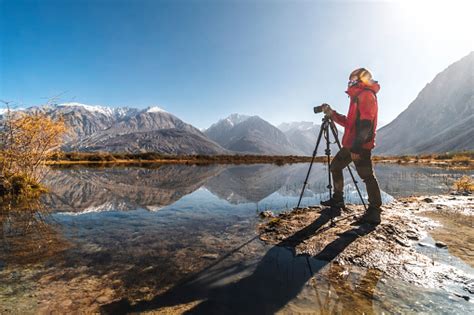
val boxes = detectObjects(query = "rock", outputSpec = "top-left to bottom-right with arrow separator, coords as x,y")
201,253 -> 218,260
453,292 -> 470,301
435,241 -> 448,248
96,295 -> 112,304
436,205 -> 443,210
259,210 -> 275,218
139,286 -> 151,293
60,299 -> 73,308
95,288 -> 115,304
406,234 -> 420,241
423,197 -> 433,203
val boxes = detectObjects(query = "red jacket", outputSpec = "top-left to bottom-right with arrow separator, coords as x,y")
332,81 -> 380,151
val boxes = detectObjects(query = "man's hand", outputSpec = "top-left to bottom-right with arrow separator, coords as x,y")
321,103 -> 333,116
351,152 -> 360,161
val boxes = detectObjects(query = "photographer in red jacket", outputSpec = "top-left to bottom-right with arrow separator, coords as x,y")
321,68 -> 382,225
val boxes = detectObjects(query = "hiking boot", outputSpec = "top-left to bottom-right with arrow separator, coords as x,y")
321,197 -> 345,208
357,206 -> 381,225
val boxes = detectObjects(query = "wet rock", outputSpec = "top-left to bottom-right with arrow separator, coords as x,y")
435,241 -> 448,248
201,253 -> 218,260
406,234 -> 420,241
453,292 -> 470,301
259,210 -> 275,218
394,237 -> 410,247
418,242 -> 434,248
464,282 -> 474,294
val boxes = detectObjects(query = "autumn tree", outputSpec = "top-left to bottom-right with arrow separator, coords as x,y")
0,107 -> 66,196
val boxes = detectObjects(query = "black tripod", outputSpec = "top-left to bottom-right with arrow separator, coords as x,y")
296,115 -> 367,211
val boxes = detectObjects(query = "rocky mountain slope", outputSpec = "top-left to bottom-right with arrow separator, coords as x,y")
205,114 -> 303,155
7,103 -> 227,154
375,52 -> 474,155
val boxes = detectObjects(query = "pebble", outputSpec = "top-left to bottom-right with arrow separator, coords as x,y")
423,197 -> 433,203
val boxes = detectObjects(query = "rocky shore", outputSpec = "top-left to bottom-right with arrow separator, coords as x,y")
258,194 -> 474,303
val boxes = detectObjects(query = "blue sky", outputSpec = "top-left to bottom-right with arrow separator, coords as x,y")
1,0 -> 473,129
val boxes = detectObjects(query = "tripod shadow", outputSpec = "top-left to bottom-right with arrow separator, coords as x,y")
100,208 -> 377,314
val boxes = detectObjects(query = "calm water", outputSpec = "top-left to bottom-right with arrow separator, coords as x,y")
0,163 -> 473,314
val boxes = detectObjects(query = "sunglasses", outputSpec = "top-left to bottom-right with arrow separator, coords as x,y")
348,79 -> 359,87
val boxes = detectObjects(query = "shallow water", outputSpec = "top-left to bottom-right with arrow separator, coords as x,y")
0,163 -> 473,313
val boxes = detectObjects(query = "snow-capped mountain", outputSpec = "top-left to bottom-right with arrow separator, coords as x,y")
278,121 -> 343,155
278,121 -> 322,155
204,113 -> 251,146
278,121 -> 316,133
375,51 -> 474,155
11,103 -> 227,154
205,114 -> 303,155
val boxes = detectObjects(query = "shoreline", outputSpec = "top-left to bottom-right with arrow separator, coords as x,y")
44,153 -> 473,169
258,194 -> 474,303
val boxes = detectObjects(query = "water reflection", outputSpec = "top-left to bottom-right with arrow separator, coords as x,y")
118,208 -> 378,314
0,198 -> 69,265
0,163 -> 472,313
41,163 -> 470,214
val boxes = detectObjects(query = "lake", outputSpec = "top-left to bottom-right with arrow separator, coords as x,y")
1,163 -> 473,314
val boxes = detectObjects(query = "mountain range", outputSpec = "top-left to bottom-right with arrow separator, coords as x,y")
204,114 -> 305,155
2,52 -> 472,155
12,103 -> 227,155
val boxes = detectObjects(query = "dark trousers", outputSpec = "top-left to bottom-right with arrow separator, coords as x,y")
330,147 -> 382,208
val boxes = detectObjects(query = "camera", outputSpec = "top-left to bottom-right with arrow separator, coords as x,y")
313,105 -> 324,113
313,103 -> 329,114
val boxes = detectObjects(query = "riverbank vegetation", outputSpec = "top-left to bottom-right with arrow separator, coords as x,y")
47,152 -> 317,166
46,151 -> 474,169
373,151 -> 473,169
0,109 -> 66,199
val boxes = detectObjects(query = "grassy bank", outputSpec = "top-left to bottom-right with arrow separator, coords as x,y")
44,151 -> 474,168
373,151 -> 473,169
46,152 -> 319,166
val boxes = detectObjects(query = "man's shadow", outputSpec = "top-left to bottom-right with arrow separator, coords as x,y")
101,208 -> 377,315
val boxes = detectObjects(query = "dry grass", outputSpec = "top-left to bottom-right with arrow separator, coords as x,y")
46,152 -> 322,166
453,175 -> 474,193
373,151 -> 473,169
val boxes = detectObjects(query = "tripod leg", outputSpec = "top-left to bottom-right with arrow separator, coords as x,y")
296,122 -> 326,209
328,120 -> 367,211
324,126 -> 332,198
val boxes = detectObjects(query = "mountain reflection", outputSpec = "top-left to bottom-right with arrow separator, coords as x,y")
41,164 -> 332,213
41,163 -> 468,214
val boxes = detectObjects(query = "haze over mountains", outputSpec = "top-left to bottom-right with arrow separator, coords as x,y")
375,52 -> 474,155
204,114 -> 304,155
2,52 -> 472,156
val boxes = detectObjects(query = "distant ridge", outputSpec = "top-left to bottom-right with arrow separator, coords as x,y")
205,114 -> 303,155
375,52 -> 474,155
